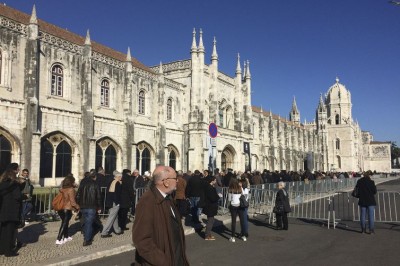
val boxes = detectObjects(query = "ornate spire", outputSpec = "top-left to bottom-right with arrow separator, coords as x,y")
191,28 -> 197,52
243,60 -> 247,78
126,47 -> 131,62
291,96 -> 299,114
318,93 -> 326,112
85,29 -> 91,45
260,105 -> 263,113
211,36 -> 218,61
235,53 -> 241,74
336,76 -> 340,83
198,28 -> 204,52
159,61 -> 163,74
30,4 -> 37,24
246,60 -> 251,78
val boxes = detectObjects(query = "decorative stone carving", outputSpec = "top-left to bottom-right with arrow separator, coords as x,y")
372,146 -> 389,158
0,17 -> 26,34
41,32 -> 82,54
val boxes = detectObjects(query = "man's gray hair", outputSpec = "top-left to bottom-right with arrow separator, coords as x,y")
153,166 -> 173,182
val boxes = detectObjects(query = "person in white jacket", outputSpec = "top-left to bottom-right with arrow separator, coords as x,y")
228,178 -> 247,242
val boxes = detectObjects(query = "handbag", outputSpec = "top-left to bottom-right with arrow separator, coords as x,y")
239,194 -> 249,208
351,186 -> 359,198
52,192 -> 65,211
273,205 -> 284,215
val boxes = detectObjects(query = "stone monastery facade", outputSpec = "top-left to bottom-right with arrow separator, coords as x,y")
0,5 -> 391,185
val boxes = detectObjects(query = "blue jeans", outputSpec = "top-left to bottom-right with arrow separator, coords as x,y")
81,208 -> 96,242
360,206 -> 375,231
190,197 -> 202,222
21,201 -> 33,221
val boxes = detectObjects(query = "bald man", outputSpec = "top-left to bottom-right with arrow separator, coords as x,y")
132,166 -> 189,266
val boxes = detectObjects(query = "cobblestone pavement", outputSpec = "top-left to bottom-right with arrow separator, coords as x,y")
1,176 -> 397,266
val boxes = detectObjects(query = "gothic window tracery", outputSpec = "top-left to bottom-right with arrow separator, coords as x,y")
40,135 -> 72,178
167,98 -> 172,120
138,90 -> 145,114
95,139 -> 117,175
51,64 -> 63,96
100,79 -> 110,107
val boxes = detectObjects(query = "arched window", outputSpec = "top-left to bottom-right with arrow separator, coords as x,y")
219,109 -> 224,127
95,140 -> 117,175
336,156 -> 341,169
100,79 -> 110,107
169,150 -> 176,170
51,65 -> 63,96
55,141 -> 72,177
226,107 -> 234,129
167,98 -> 172,120
40,139 -> 53,178
136,147 -> 151,175
335,114 -> 340,125
0,135 -> 12,175
138,91 -> 145,114
336,138 -> 340,150
0,51 -> 2,84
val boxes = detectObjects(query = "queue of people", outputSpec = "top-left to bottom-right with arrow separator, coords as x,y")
0,163 -> 380,260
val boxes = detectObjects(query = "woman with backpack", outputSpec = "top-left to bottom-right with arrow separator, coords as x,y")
56,174 -> 80,245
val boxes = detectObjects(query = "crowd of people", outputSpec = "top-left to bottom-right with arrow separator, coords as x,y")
0,162 -> 379,260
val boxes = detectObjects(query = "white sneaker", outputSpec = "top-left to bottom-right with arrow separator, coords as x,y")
25,221 -> 30,225
229,237 -> 235,243
55,239 -> 64,245
241,236 -> 247,241
65,237 -> 73,242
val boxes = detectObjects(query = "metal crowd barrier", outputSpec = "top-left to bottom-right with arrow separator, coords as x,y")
331,191 -> 400,228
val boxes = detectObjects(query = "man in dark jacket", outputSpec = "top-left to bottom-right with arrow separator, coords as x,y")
118,169 -> 134,230
185,170 -> 205,224
76,170 -> 102,246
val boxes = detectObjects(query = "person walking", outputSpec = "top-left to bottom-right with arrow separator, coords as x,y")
118,169 -> 134,231
174,172 -> 189,217
76,170 -> 102,246
132,166 -> 189,266
55,174 -> 80,245
239,175 -> 250,239
185,170 -> 204,224
355,171 -> 377,234
227,178 -> 246,242
101,171 -> 123,237
202,175 -> 220,240
274,181 -> 291,230
0,163 -> 25,257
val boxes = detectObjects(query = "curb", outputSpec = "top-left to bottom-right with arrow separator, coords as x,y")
47,216 -> 232,266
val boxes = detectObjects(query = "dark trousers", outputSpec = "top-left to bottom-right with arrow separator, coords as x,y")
57,210 -> 72,240
0,221 -> 18,255
118,207 -> 129,229
276,212 -> 288,229
230,206 -> 245,237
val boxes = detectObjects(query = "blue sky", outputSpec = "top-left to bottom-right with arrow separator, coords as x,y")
6,0 -> 400,145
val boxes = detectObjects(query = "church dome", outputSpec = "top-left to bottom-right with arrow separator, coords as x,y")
326,77 -> 351,104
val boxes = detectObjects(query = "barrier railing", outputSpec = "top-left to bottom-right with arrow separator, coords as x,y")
331,191 -> 400,228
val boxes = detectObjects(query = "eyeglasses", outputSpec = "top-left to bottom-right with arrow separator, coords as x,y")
162,177 -> 178,181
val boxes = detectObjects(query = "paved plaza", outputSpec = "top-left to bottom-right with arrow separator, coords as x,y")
1,177 -> 399,266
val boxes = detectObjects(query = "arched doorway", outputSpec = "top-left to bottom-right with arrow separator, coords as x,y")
221,146 -> 235,171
